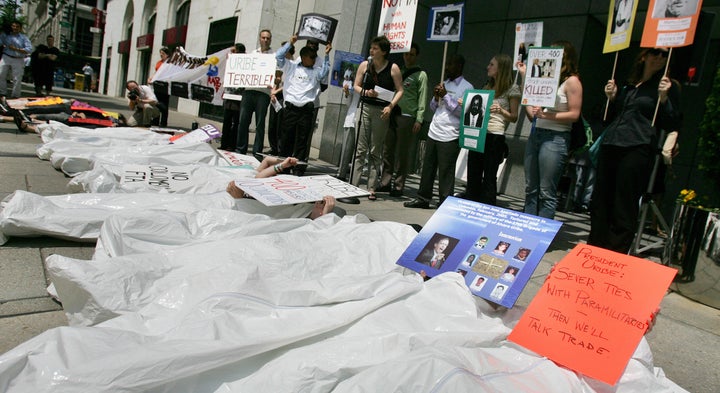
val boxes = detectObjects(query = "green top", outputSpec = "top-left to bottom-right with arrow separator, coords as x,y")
397,67 -> 428,124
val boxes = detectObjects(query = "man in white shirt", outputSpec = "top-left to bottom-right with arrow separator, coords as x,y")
275,35 -> 331,176
405,55 -> 473,209
0,20 -> 32,99
125,80 -> 161,127
237,29 -> 274,156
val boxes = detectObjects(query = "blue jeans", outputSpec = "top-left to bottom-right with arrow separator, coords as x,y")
524,127 -> 569,219
237,90 -> 270,154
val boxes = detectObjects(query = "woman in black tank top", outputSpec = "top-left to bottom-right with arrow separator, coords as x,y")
351,36 -> 404,200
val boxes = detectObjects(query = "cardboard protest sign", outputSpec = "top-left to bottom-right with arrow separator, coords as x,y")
120,165 -> 194,193
396,197 -> 562,308
513,21 -> 543,69
378,0 -> 419,53
151,46 -> 231,106
331,51 -> 365,88
235,175 -> 369,206
520,47 -> 563,108
460,90 -> 494,153
603,0 -> 639,53
297,13 -> 338,45
170,124 -> 221,144
426,3 -> 464,42
223,53 -> 276,89
641,0 -> 703,48
508,244 -> 677,385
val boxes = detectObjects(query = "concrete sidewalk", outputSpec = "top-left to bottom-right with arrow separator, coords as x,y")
0,84 -> 718,392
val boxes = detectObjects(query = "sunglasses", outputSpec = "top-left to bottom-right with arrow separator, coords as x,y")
648,48 -> 669,58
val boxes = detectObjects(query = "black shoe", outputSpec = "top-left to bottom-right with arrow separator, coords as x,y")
404,198 -> 430,209
389,189 -> 403,197
376,183 -> 391,193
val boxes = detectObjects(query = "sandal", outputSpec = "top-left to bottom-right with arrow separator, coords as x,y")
368,193 -> 377,201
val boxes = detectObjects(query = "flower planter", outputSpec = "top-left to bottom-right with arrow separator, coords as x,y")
663,203 -> 720,309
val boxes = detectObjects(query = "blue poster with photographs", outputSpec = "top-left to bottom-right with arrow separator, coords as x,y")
426,3 -> 464,42
396,197 -> 562,308
331,50 -> 365,88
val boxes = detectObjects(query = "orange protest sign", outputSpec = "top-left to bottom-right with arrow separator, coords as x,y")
641,0 -> 703,48
508,244 -> 677,385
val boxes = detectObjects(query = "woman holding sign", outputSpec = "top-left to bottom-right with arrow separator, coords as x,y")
351,36 -> 404,201
522,41 -> 583,219
588,47 -> 681,253
466,54 -> 520,206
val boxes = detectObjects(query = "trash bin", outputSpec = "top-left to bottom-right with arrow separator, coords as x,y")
74,73 -> 84,91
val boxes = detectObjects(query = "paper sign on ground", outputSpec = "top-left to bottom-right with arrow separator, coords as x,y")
603,0 -> 639,53
235,175 -> 369,206
216,150 -> 260,168
396,197 -> 562,308
378,0 -> 418,53
521,47 -> 563,108
508,244 -> 677,385
513,21 -> 543,68
170,124 -> 221,144
120,165 -> 195,193
224,53 -> 276,89
460,89 -> 494,153
641,0 -> 703,48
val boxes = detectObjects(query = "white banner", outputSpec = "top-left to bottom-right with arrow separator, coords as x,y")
224,53 -> 276,89
378,0 -> 418,53
513,21 -> 543,69
235,175 -> 370,206
520,47 -> 563,108
120,165 -> 196,193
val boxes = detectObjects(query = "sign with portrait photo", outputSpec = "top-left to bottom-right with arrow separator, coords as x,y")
603,0 -> 639,53
426,3 -> 464,42
520,47 -> 564,108
331,50 -> 365,88
513,21 -> 543,69
641,0 -> 703,48
460,89 -> 494,153
297,13 -> 338,45
396,197 -> 562,308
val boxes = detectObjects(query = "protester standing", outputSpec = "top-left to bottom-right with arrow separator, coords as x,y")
0,20 -> 33,100
31,35 -> 59,96
220,43 -> 246,151
237,29 -> 274,156
152,46 -> 171,127
377,42 -> 427,197
82,62 -> 94,92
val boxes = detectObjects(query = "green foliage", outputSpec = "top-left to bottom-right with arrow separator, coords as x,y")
697,65 -> 720,190
0,0 -> 24,31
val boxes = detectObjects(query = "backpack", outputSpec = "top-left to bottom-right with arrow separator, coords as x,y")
569,115 -> 594,156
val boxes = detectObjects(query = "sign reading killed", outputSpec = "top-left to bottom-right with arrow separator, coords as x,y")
223,53 -> 276,89
378,0 -> 419,53
641,0 -> 703,48
396,197 -> 562,308
520,47 -> 563,108
508,244 -> 677,385
235,175 -> 369,206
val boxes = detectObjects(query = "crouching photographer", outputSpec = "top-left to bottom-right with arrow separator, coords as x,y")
125,80 -> 161,127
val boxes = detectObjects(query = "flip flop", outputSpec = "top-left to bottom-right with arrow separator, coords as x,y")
368,193 -> 377,201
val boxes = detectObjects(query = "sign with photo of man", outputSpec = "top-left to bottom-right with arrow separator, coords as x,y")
520,47 -> 564,108
426,3 -> 464,42
460,90 -> 493,153
641,0 -> 703,48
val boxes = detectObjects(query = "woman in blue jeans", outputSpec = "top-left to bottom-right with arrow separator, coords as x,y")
521,41 -> 583,219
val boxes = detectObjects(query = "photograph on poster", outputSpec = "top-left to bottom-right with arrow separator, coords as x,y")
463,93 -> 488,128
500,266 -> 520,283
427,4 -> 464,42
472,253 -> 508,279
471,275 -> 488,291
474,236 -> 489,249
415,233 -> 459,270
490,283 -> 507,300
611,0 -> 635,34
514,247 -> 532,261
297,13 -> 338,45
461,254 -> 477,268
652,0 -> 699,19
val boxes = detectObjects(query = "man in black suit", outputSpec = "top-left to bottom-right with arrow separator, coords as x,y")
417,237 -> 450,269
464,94 -> 484,127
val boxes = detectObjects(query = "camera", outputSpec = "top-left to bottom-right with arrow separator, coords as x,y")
127,89 -> 139,100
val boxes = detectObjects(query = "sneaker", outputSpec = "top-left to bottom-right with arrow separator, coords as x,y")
404,198 -> 430,209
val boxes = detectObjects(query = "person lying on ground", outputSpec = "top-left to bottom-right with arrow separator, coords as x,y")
15,112 -> 128,132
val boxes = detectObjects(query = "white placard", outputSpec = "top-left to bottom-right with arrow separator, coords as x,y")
378,0 -> 418,53
520,47 -> 563,108
235,175 -> 370,206
374,85 -> 395,103
170,124 -> 221,145
224,53 -> 276,89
